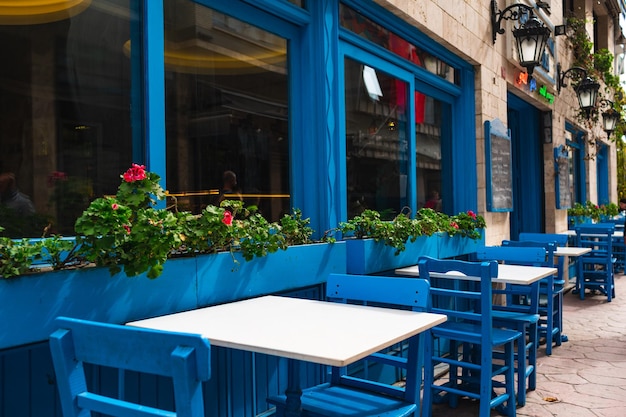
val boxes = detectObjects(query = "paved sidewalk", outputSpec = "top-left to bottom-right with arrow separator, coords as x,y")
430,274 -> 626,417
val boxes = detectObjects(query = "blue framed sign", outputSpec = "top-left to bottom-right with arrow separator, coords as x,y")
484,119 -> 513,212
554,145 -> 572,209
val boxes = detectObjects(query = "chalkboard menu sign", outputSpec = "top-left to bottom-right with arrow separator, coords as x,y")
554,145 -> 572,209
484,119 -> 513,212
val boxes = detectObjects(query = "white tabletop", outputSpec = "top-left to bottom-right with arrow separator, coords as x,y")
554,246 -> 592,257
563,229 -> 624,238
127,295 -> 446,367
395,263 -> 557,285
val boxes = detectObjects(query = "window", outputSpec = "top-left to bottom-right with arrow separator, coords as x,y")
163,0 -> 290,221
344,59 -> 409,218
0,0 -> 136,237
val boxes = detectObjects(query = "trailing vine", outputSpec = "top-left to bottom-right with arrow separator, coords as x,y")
564,16 -> 626,162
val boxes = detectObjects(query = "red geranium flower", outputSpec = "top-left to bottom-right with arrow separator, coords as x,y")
123,224 -> 131,234
450,221 -> 459,229
123,163 -> 147,183
222,211 -> 233,226
467,210 -> 477,220
111,203 -> 119,210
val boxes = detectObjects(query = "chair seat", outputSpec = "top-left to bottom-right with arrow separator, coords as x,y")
268,383 -> 417,417
432,321 -> 521,346
493,310 -> 539,324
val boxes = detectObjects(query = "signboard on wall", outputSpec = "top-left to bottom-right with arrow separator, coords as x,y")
554,145 -> 572,209
485,119 -> 514,212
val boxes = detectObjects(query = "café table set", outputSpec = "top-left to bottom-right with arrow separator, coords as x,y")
50,233 -> 590,417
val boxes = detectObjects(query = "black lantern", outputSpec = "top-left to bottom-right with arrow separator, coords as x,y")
491,0 -> 551,75
600,99 -> 621,138
557,64 -> 601,118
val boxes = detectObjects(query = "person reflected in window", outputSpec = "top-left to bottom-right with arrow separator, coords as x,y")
216,170 -> 242,206
0,172 -> 35,216
424,190 -> 441,211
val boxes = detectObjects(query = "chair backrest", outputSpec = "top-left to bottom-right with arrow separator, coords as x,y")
325,273 -> 430,403
474,246 -> 546,314
575,224 -> 615,259
519,232 -> 568,246
417,256 -> 497,346
50,317 -> 211,417
501,240 -> 564,283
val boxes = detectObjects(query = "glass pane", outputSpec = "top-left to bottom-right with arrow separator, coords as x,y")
340,3 -> 457,84
0,0 -> 135,238
345,58 -> 409,219
416,95 -> 444,212
164,0 -> 290,221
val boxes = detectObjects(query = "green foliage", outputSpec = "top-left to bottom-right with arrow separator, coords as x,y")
280,208 -> 314,246
336,207 -> 486,255
567,200 -> 620,223
0,237 -> 42,278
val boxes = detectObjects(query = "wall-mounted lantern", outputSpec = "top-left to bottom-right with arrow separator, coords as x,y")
556,64 -> 600,118
599,99 -> 621,138
491,0 -> 551,75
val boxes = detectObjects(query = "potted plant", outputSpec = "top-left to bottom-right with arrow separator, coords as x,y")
0,164 -> 345,349
338,208 -> 486,274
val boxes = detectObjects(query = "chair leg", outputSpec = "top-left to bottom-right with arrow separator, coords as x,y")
505,342 -> 517,417
422,331 -> 434,417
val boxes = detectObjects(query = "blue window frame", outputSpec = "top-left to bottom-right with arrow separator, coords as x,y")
596,143 -> 609,205
565,122 -> 587,204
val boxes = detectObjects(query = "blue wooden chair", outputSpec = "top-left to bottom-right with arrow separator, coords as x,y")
268,273 -> 430,417
49,317 -> 211,417
575,224 -> 616,301
518,232 -> 568,246
597,220 -> 626,273
418,256 -> 519,417
474,246 -> 543,406
500,240 -> 564,355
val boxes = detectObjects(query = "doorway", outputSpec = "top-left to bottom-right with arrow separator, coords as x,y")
507,93 -> 545,239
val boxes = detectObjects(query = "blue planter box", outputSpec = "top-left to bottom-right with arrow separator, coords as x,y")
346,236 -> 438,274
196,242 -> 346,306
437,231 -> 485,259
0,242 -> 345,350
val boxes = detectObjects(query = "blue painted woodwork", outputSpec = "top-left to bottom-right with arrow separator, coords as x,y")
519,232 -> 569,246
345,234 -> 484,275
437,232 -> 485,260
596,144 -> 609,205
418,256 -> 519,417
50,317 -> 211,417
269,273 -> 430,417
575,224 -> 616,301
196,242 -> 346,306
345,236 -> 438,274
1,286 -> 326,417
500,240 -> 564,355
475,246 -> 545,405
565,121 -> 587,205
508,93 -> 544,239
0,242 -> 345,350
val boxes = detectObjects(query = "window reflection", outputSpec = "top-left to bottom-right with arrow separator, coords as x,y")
0,0 -> 134,237
164,0 -> 290,221
340,3 -> 457,84
345,58 -> 409,219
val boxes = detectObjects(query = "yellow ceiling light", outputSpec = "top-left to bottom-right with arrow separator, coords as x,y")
123,39 -> 287,75
0,0 -> 91,25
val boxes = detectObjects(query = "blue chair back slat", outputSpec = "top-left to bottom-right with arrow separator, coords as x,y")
518,233 -> 568,246
326,273 -> 429,310
50,317 -> 211,417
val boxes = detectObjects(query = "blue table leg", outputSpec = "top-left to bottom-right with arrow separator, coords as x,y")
284,358 -> 302,417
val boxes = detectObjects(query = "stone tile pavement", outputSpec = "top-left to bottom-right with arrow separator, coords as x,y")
429,274 -> 626,417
